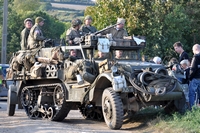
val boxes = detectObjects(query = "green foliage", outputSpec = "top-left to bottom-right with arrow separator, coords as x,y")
39,2 -> 52,11
155,109 -> 200,132
12,0 -> 40,14
60,22 -> 71,39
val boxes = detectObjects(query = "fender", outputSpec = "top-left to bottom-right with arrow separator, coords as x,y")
16,81 -> 23,95
89,72 -> 113,102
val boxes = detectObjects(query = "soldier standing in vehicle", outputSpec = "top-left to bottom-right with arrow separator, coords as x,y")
27,17 -> 46,50
80,15 -> 97,34
101,18 -> 128,39
66,18 -> 83,46
20,18 -> 33,50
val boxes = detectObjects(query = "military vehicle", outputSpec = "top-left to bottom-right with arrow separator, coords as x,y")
6,33 -> 186,130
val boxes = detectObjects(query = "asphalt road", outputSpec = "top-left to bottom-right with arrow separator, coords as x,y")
0,98 -> 149,133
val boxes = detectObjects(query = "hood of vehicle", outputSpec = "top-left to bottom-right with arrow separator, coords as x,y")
117,60 -> 164,70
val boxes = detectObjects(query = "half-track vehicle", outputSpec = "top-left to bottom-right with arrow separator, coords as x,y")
6,33 -> 186,129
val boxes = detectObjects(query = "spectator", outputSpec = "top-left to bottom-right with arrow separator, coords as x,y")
27,17 -> 46,50
180,59 -> 190,109
101,18 -> 128,39
188,44 -> 200,108
180,59 -> 190,84
173,41 -> 189,62
153,56 -> 162,64
20,18 -> 33,50
80,15 -> 97,34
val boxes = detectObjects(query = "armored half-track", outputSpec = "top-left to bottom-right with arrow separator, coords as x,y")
6,34 -> 186,129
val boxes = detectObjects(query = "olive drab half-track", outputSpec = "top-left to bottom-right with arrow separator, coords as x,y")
6,34 -> 186,129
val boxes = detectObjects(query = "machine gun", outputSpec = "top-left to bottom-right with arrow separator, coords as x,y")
94,24 -> 117,35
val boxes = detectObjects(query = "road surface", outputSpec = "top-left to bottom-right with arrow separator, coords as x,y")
0,98 -> 155,133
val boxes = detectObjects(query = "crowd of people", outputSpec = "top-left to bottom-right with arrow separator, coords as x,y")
153,42 -> 200,110
20,16 -> 200,110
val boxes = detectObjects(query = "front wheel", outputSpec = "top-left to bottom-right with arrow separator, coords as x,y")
7,86 -> 17,116
102,88 -> 123,129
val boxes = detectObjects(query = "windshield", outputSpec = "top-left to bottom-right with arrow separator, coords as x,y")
61,45 -> 142,61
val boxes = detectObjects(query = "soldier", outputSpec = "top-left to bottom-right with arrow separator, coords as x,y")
101,18 -> 128,39
80,15 -> 97,34
69,49 -> 77,57
66,18 -> 83,46
97,51 -> 106,59
27,17 -> 46,50
20,18 -> 33,50
115,50 -> 123,59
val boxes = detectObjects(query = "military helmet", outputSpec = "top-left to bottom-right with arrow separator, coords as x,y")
71,18 -> 82,27
84,15 -> 92,20
24,18 -> 33,24
35,17 -> 45,24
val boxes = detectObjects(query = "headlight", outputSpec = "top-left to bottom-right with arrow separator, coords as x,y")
111,65 -> 118,73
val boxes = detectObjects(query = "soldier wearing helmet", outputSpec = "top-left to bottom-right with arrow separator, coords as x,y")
80,15 -> 97,33
66,18 -> 84,45
101,18 -> 128,39
20,18 -> 33,50
27,17 -> 46,50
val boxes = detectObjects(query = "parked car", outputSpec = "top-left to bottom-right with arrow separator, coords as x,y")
0,64 -> 14,97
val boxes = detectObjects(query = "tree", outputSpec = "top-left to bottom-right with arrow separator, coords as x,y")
12,0 -> 40,14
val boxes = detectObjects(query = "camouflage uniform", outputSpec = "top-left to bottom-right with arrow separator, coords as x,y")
27,17 -> 45,50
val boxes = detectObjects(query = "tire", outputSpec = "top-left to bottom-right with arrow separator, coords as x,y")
102,88 -> 123,129
164,101 -> 177,114
164,97 -> 186,114
7,88 -> 16,116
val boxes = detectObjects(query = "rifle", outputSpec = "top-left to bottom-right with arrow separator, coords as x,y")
94,24 -> 117,35
31,43 -> 44,56
31,39 -> 53,56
